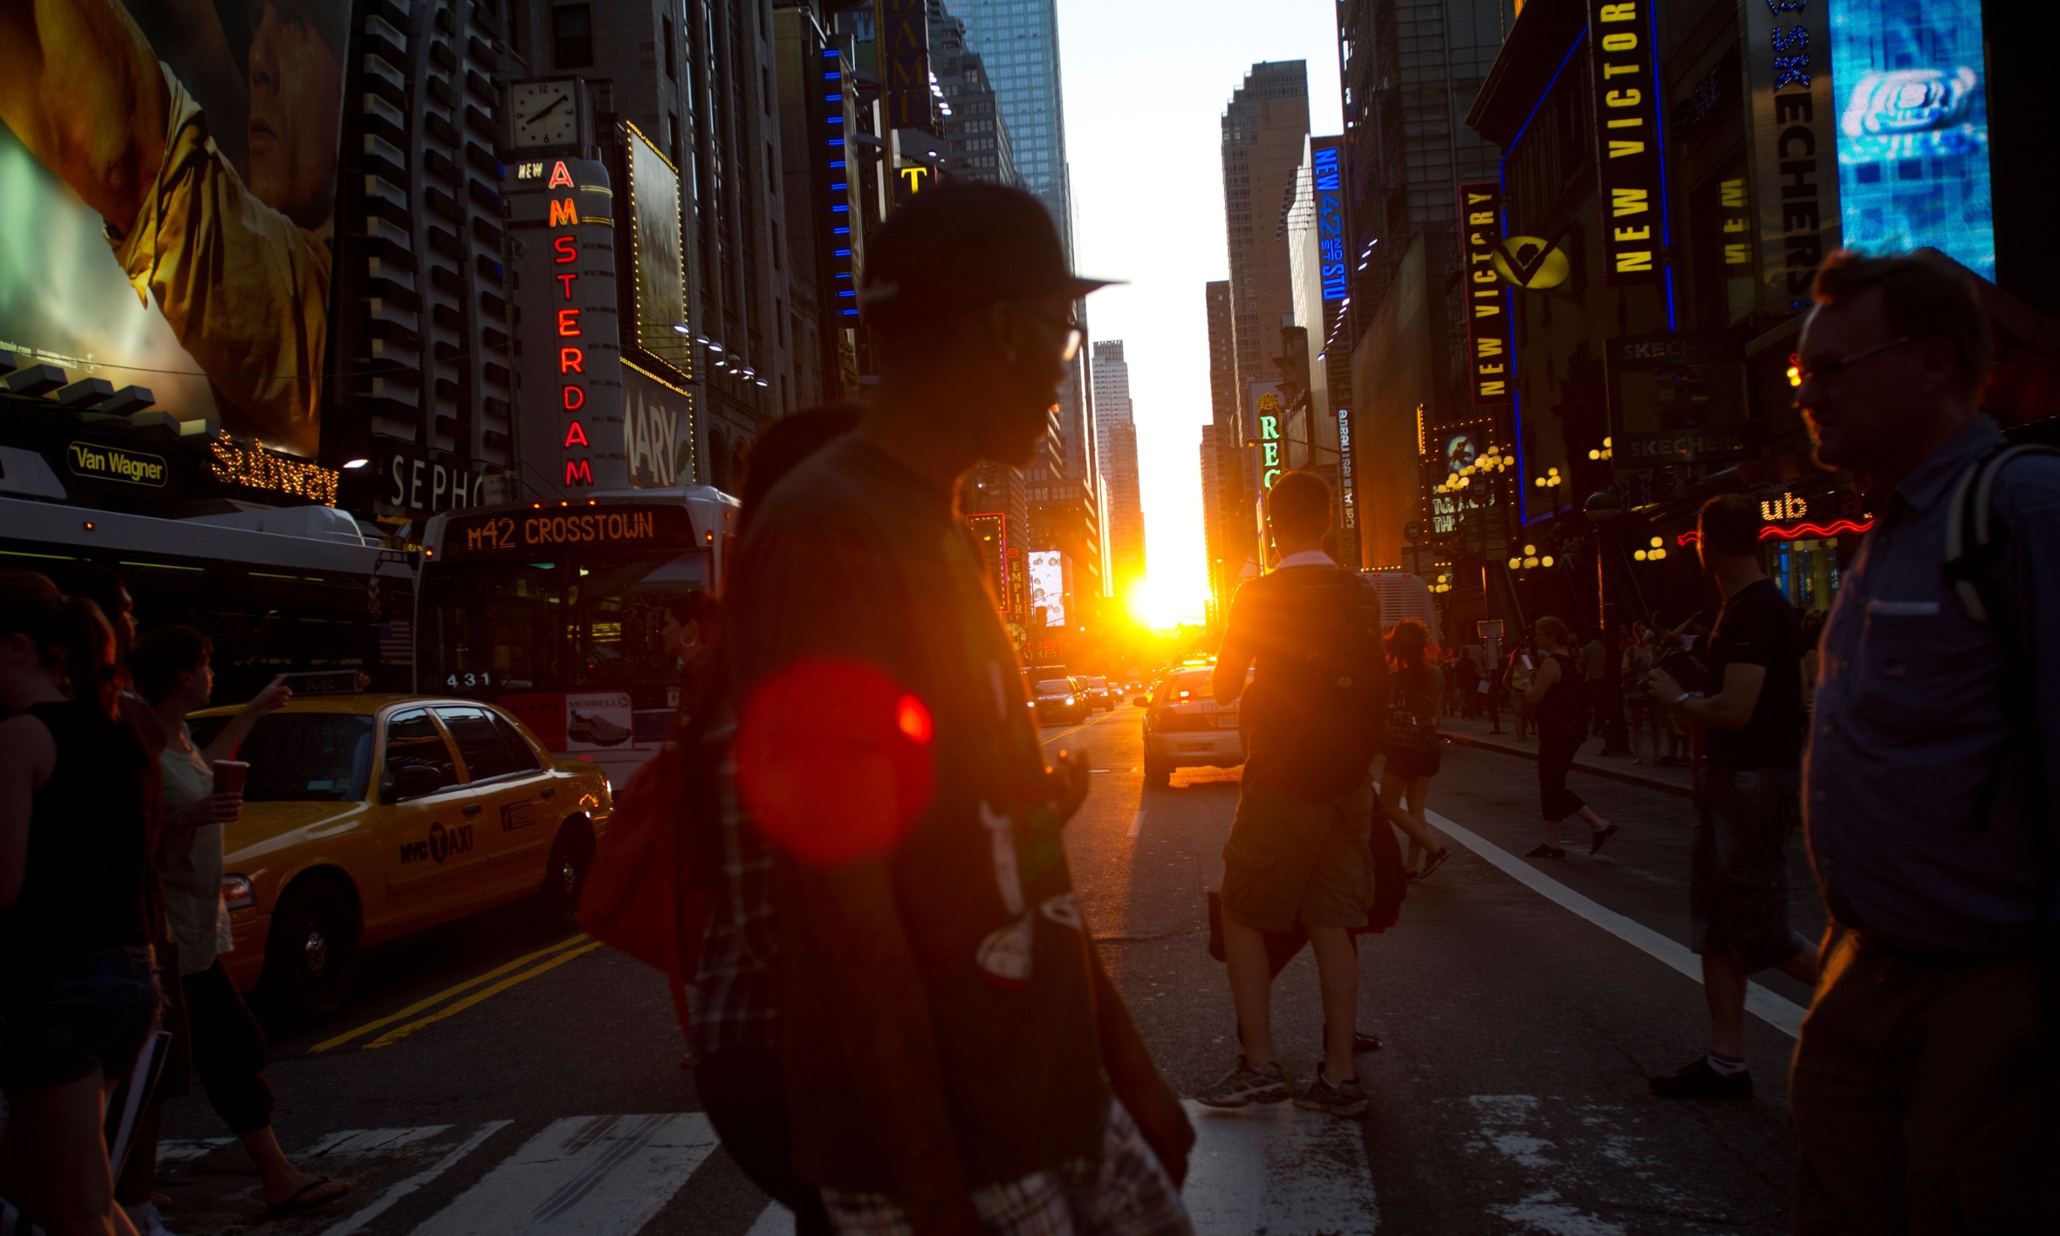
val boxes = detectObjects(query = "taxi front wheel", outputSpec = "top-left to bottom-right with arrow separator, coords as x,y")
261,876 -> 360,1020
541,820 -> 594,929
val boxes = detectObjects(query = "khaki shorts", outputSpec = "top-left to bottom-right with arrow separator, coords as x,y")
1219,778 -> 1374,934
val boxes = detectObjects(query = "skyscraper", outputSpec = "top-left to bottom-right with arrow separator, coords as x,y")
1091,341 -> 1145,600
950,0 -> 1074,254
1220,61 -> 1311,567
1203,279 -> 1248,605
1336,0 -> 1508,569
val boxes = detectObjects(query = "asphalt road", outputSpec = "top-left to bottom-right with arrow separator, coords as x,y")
149,707 -> 1824,1235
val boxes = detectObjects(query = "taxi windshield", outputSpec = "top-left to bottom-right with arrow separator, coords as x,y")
190,713 -> 376,803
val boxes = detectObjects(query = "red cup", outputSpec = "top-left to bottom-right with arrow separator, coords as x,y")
212,761 -> 250,796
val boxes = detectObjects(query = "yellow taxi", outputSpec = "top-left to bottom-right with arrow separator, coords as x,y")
188,693 -> 613,1017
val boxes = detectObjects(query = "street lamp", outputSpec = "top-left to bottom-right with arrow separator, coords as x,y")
1633,535 -> 1668,562
1587,437 -> 1614,462
1583,490 -> 1630,755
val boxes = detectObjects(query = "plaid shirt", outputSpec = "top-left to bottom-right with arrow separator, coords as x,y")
689,740 -> 781,1059
821,1099 -> 1192,1236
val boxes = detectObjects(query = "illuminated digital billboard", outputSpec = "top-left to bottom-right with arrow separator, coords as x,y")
0,0 -> 350,458
1027,550 -> 1066,627
1830,0 -> 1994,278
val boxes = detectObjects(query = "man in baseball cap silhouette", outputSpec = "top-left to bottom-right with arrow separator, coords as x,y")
724,183 -> 1193,1235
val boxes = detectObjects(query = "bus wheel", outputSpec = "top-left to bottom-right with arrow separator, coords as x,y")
261,875 -> 360,1020
541,819 -> 595,929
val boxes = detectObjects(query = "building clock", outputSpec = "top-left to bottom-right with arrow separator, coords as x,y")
511,79 -> 579,148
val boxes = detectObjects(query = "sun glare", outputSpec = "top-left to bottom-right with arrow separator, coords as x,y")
1126,575 -> 1203,631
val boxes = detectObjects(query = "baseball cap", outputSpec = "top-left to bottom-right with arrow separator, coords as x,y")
859,181 -> 1118,312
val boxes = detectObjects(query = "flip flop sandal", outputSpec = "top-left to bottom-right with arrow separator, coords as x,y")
257,1178 -> 352,1223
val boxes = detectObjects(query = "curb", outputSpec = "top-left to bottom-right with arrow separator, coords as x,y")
1438,729 -> 1695,800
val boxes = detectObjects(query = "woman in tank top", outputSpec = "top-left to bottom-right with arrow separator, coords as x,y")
0,571 -> 159,1236
1523,615 -> 1619,859
1379,620 -> 1453,880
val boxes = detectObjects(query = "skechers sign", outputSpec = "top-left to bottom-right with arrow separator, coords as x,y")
1586,0 -> 1667,285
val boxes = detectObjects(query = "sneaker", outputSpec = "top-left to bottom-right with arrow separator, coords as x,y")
1194,1057 -> 1290,1108
1417,847 -> 1453,881
1296,1072 -> 1370,1118
1649,1058 -> 1753,1098
1588,823 -> 1619,856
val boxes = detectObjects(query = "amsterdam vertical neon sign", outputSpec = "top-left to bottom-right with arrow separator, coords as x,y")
545,161 -> 593,487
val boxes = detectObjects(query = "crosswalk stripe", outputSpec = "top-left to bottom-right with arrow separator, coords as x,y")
302,1125 -> 454,1157
410,1114 -> 719,1235
1180,1100 -> 1377,1235
319,1120 -> 512,1236
744,1204 -> 797,1235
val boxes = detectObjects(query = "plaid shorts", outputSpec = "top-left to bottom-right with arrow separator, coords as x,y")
822,1099 -> 1193,1236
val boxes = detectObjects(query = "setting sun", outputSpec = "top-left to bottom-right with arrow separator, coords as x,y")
1125,573 -> 1205,631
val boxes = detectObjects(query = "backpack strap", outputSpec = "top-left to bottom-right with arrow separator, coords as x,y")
1939,443 -> 2060,839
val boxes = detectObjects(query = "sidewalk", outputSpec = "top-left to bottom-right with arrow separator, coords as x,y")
1436,712 -> 1695,799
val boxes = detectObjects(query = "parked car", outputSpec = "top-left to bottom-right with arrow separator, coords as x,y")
1138,668 -> 1247,787
1081,676 -> 1112,711
189,694 -> 613,1018
1030,677 -> 1090,726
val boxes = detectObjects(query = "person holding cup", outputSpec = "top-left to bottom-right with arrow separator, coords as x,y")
129,628 -> 352,1223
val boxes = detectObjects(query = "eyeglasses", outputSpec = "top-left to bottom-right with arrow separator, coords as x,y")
1790,336 -> 1911,388
1017,305 -> 1084,362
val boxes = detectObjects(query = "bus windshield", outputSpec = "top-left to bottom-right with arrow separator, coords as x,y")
418,546 -> 710,696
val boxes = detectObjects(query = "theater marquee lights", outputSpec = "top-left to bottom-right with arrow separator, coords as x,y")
1586,0 -> 1668,285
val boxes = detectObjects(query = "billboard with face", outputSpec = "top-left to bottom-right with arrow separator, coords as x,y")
0,0 -> 350,458
1027,550 -> 1066,627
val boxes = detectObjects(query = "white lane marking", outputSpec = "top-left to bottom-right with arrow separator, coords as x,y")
410,1113 -> 718,1235
1181,1100 -> 1376,1235
1425,810 -> 1807,1038
302,1125 -> 454,1157
1128,809 -> 1146,839
745,1203 -> 799,1235
318,1120 -> 511,1236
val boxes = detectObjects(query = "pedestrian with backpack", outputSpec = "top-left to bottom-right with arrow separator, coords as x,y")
1523,616 -> 1618,859
1198,471 -> 1388,1119
1787,250 -> 2060,1232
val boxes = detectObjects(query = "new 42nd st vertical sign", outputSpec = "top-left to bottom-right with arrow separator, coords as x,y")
1587,0 -> 1668,285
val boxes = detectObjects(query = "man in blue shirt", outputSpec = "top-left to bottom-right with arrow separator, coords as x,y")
1791,251 -> 2060,1232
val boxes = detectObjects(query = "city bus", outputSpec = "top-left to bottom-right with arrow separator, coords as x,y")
0,495 -> 417,700
416,487 -> 739,782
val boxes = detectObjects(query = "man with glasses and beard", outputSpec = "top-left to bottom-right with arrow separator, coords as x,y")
724,183 -> 1194,1236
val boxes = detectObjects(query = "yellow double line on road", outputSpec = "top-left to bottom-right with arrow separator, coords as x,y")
310,933 -> 604,1054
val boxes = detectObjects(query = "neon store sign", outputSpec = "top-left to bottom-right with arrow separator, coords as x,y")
1257,393 -> 1283,490
543,161 -> 594,488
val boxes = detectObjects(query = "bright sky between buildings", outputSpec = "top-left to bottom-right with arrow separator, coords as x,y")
1058,0 -> 1345,626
